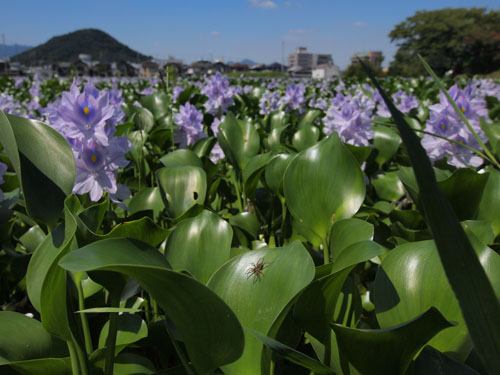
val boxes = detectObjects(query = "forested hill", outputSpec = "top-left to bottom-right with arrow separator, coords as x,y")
11,29 -> 150,65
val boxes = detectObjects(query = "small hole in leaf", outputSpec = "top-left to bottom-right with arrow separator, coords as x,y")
193,191 -> 198,200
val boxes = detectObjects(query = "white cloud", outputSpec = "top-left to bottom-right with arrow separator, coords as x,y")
250,0 -> 277,8
289,28 -> 315,34
352,21 -> 366,28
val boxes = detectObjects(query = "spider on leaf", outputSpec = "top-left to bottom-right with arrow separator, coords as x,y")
245,257 -> 272,283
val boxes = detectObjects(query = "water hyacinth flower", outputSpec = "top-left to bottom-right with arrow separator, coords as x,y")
209,116 -> 226,163
421,83 -> 488,168
259,90 -> 280,115
323,99 -> 373,146
376,90 -> 419,118
279,82 -> 306,112
172,85 -> 184,102
44,79 -> 131,202
0,93 -> 22,116
201,72 -> 235,115
174,102 -> 205,147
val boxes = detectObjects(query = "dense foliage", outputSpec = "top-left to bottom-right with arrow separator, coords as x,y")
389,8 -> 500,76
0,68 -> 500,375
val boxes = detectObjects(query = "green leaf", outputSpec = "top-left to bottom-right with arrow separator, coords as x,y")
364,61 -> 500,375
26,198 -> 78,340
246,327 -> 335,375
374,236 -> 500,361
98,314 -> 148,354
477,167 -> 500,236
19,225 -> 46,253
159,149 -> 203,169
5,358 -> 72,375
59,238 -> 244,373
217,113 -> 260,171
409,346 -> 480,375
329,218 -> 374,262
165,210 -> 232,284
128,187 -> 165,221
156,166 -> 207,219
139,92 -> 169,120
207,241 -> 315,375
0,311 -> 67,363
331,307 -> 453,375
264,153 -> 295,196
123,105 -> 155,132
373,125 -> 401,167
283,133 -> 366,244
242,152 -> 272,200
0,112 -> 76,227
229,212 -> 260,239
293,110 -> 321,151
371,171 -> 405,202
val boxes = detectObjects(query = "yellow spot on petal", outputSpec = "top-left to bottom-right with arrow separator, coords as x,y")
343,109 -> 348,115
345,135 -> 350,141
91,153 -> 97,163
440,123 -> 446,130
84,106 -> 90,116
461,106 -> 466,113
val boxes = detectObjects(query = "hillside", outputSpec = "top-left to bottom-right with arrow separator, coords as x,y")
11,29 -> 150,65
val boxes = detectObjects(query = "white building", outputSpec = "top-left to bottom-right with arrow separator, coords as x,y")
312,64 -> 341,79
287,47 -> 337,77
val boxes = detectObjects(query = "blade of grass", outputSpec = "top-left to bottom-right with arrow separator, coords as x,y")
360,59 -> 500,374
418,54 -> 500,169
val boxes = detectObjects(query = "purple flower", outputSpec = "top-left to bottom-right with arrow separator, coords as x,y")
174,102 -> 205,146
172,85 -> 184,102
201,73 -> 235,115
279,83 -> 305,112
376,90 -> 419,118
259,90 -> 280,115
72,138 -> 130,202
421,83 -> 489,168
0,93 -> 22,116
324,99 -> 373,146
53,80 -> 114,146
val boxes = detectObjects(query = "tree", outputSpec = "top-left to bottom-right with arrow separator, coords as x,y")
343,61 -> 383,79
388,8 -> 500,76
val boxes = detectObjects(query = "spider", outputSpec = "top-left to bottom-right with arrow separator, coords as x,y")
245,257 -> 271,283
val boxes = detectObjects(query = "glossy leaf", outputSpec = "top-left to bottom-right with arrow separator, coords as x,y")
293,111 -> 321,151
331,307 -> 453,375
0,311 -> 66,363
409,346 -> 480,375
264,153 -> 295,196
139,92 -> 169,120
372,125 -> 401,167
156,166 -> 207,218
477,167 -> 500,236
246,327 -> 335,374
159,149 -> 203,169
242,152 -> 272,200
217,112 -> 260,171
371,171 -> 405,202
165,210 -> 232,284
59,238 -> 244,373
374,236 -> 500,360
207,241 -> 315,375
229,212 -> 260,239
98,314 -> 148,354
283,133 -> 366,244
0,112 -> 76,227
329,218 -> 374,262
128,187 -> 165,221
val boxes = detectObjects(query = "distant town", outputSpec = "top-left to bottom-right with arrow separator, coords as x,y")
1,45 -> 383,80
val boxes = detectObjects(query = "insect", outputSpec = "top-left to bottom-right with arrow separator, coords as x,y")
245,257 -> 271,283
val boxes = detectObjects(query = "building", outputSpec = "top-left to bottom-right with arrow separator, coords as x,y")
312,64 -> 341,79
287,47 -> 334,76
351,51 -> 383,68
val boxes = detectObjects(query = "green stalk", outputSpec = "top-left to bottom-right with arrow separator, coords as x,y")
231,168 -> 244,212
72,336 -> 89,375
104,293 -> 120,375
67,340 -> 81,375
279,196 -> 287,246
418,54 -> 500,169
76,277 -> 93,355
322,238 -> 330,265
163,320 -> 198,375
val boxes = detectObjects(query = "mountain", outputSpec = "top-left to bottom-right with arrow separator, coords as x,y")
11,29 -> 150,65
1,44 -> 33,58
240,59 -> 256,66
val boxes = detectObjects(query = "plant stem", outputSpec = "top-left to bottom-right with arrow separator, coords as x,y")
104,293 -> 120,375
231,168 -> 244,212
67,340 -> 81,375
163,319 -> 198,375
322,238 -> 330,265
76,277 -> 93,355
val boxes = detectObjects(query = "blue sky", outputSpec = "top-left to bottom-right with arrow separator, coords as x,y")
2,0 -> 499,69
